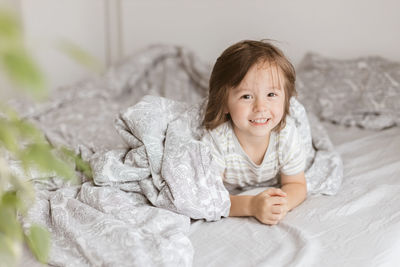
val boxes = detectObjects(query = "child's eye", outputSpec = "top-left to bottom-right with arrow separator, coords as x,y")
241,94 -> 252,100
268,92 -> 277,97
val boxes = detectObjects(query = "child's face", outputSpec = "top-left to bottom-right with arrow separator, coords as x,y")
225,62 -> 285,143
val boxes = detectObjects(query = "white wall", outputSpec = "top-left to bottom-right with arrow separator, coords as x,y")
10,0 -> 400,90
18,0 -> 108,90
122,0 -> 400,66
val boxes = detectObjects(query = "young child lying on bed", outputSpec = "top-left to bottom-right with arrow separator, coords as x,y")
202,40 -> 307,225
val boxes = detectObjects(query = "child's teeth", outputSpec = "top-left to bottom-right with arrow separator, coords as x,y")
252,119 -> 267,123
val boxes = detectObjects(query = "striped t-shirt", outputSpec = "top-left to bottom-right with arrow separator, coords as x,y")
202,116 -> 305,188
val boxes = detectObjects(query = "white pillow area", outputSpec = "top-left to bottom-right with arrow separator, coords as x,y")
296,53 -> 400,130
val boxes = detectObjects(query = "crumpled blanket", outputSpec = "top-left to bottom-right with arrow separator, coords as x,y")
13,44 -> 343,267
91,95 -> 230,221
277,97 -> 343,196
101,94 -> 342,199
14,45 -> 218,267
79,93 -> 341,266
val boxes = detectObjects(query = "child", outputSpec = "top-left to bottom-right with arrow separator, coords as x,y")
202,40 -> 307,225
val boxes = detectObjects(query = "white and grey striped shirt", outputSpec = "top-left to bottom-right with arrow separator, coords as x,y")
202,116 -> 305,188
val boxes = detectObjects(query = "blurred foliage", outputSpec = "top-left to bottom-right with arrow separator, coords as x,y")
0,6 -> 94,267
0,8 -> 46,99
57,40 -> 104,74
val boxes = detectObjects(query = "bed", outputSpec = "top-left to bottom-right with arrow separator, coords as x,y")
14,45 -> 400,267
190,122 -> 400,266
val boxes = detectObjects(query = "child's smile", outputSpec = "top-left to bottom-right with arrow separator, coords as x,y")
249,118 -> 270,125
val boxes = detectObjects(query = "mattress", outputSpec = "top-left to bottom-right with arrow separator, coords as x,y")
13,45 -> 400,266
189,123 -> 400,267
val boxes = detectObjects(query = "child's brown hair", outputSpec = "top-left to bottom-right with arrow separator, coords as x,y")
203,40 -> 297,131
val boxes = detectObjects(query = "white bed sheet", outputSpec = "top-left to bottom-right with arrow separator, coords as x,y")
189,124 -> 400,267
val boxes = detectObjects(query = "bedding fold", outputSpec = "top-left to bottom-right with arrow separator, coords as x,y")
90,95 -> 231,221
14,44 -> 344,266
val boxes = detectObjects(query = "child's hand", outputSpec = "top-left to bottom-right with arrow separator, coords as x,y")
251,188 -> 288,225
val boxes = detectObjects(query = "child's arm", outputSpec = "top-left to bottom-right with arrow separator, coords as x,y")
229,195 -> 254,217
280,171 -> 307,211
228,171 -> 306,225
229,188 -> 288,225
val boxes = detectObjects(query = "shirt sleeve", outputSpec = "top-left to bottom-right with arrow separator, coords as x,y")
278,119 -> 306,176
201,130 -> 226,176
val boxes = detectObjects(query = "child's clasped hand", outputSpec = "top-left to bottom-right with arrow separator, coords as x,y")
251,188 -> 289,225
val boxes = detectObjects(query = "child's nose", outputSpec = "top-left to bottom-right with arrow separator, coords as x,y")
253,98 -> 267,112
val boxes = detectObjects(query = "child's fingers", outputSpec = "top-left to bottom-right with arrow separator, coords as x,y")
271,205 -> 284,214
269,196 -> 287,206
259,218 -> 279,225
264,187 -> 287,197
257,214 -> 280,225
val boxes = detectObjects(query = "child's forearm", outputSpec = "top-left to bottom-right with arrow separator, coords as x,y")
229,194 -> 254,217
281,183 -> 307,211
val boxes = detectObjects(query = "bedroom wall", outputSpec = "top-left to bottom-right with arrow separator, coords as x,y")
121,0 -> 400,66
17,0 -> 108,91
4,0 -> 400,90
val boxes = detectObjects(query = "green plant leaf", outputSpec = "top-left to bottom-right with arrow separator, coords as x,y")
0,233 -> 21,267
0,48 -> 47,99
1,191 -> 23,211
0,201 -> 22,241
7,176 -> 35,215
0,8 -> 82,266
60,147 -> 92,179
0,115 -> 45,155
25,225 -> 50,264
14,118 -> 45,144
57,40 -> 104,73
0,8 -> 21,44
0,118 -> 18,153
19,143 -> 76,181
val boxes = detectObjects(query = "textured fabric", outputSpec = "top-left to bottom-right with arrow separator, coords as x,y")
297,53 -> 400,129
14,45 -> 213,267
9,44 -> 343,266
91,95 -> 231,221
202,113 -> 305,188
190,125 -> 400,267
8,44 -> 210,153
